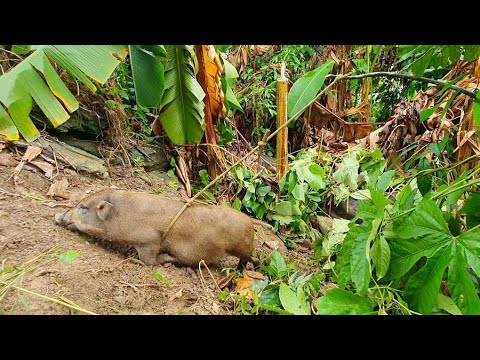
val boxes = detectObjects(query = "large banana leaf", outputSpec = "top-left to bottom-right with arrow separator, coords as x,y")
129,45 -> 166,108
159,45 -> 206,144
0,45 -> 127,142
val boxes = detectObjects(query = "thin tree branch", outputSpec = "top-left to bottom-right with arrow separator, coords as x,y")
327,71 -> 479,99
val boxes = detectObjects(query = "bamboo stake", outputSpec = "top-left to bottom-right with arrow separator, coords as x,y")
276,62 -> 289,180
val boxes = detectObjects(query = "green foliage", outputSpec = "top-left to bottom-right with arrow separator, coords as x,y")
159,45 -> 205,144
215,119 -> 236,145
0,45 -> 127,142
231,167 -> 276,220
287,60 -> 334,120
233,250 -> 323,315
58,251 -> 81,263
317,288 -> 374,315
151,271 -> 171,288
398,45 -> 480,77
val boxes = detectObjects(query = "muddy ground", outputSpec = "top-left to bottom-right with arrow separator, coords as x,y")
0,147 -> 315,315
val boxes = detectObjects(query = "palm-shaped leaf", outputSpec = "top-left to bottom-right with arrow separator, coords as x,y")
159,45 -> 205,144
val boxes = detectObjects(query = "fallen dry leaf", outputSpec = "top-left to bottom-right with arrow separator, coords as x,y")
169,289 -> 183,302
243,270 -> 264,281
21,145 -> 42,162
0,152 -> 17,167
217,273 -> 235,289
47,178 -> 69,200
30,160 -> 55,179
235,277 -> 255,300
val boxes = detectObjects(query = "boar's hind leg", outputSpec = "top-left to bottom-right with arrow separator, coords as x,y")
237,256 -> 260,269
157,253 -> 177,265
135,245 -> 161,266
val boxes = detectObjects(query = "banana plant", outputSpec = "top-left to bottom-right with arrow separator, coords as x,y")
0,45 -> 241,145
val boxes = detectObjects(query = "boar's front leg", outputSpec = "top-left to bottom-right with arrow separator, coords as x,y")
134,245 -> 161,266
157,253 -> 177,265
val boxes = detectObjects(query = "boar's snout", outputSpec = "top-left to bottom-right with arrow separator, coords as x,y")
54,212 -> 65,225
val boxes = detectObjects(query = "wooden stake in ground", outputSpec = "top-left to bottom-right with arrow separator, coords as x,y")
276,62 -> 289,180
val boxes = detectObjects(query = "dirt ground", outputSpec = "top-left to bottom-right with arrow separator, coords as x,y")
0,147 -> 315,315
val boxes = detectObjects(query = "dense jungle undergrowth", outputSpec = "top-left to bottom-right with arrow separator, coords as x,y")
1,45 -> 480,315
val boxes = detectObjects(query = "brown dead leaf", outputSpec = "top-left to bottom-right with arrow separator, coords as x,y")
199,45 -> 226,119
0,152 -> 17,167
47,178 -> 69,200
168,289 -> 183,302
217,272 -> 235,289
235,277 -> 254,300
30,160 -> 55,179
243,270 -> 264,281
330,51 -> 340,64
21,145 -> 42,162
151,117 -> 163,136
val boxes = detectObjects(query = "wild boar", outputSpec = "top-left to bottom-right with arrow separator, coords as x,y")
54,189 -> 259,268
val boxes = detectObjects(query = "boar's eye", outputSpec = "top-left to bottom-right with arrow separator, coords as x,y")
78,204 -> 88,214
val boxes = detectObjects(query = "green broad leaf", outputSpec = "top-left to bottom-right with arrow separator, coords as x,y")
351,218 -> 381,294
376,170 -> 395,193
159,45 -> 205,144
404,244 -> 451,314
224,81 -> 243,112
11,45 -> 39,55
409,47 -> 434,77
457,230 -> 480,278
447,244 -> 480,314
151,271 -> 171,288
333,154 -> 359,191
273,201 -> 302,216
436,294 -> 462,315
129,45 -> 165,108
232,198 -> 242,211
387,199 -> 451,279
279,283 -> 309,315
58,251 -> 81,263
417,174 -> 432,196
52,45 -> 127,84
260,285 -> 281,307
0,104 -> 19,140
371,236 -> 391,280
29,53 -> 79,113
256,185 -> 271,197
269,250 -> 288,279
317,288 -> 374,315
473,93 -> 480,131
292,183 -> 308,202
464,45 -> 480,62
336,219 -> 368,289
459,192 -> 480,229
19,64 -> 70,128
393,184 -> 416,212
287,60 -> 334,120
444,171 -> 469,208
0,45 -> 127,142
223,59 -> 239,78
420,103 -> 441,123
393,199 -> 450,241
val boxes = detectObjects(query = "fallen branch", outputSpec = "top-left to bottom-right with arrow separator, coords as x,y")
327,71 -> 479,99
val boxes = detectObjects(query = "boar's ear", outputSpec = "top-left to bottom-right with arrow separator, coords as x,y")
96,200 -> 114,221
